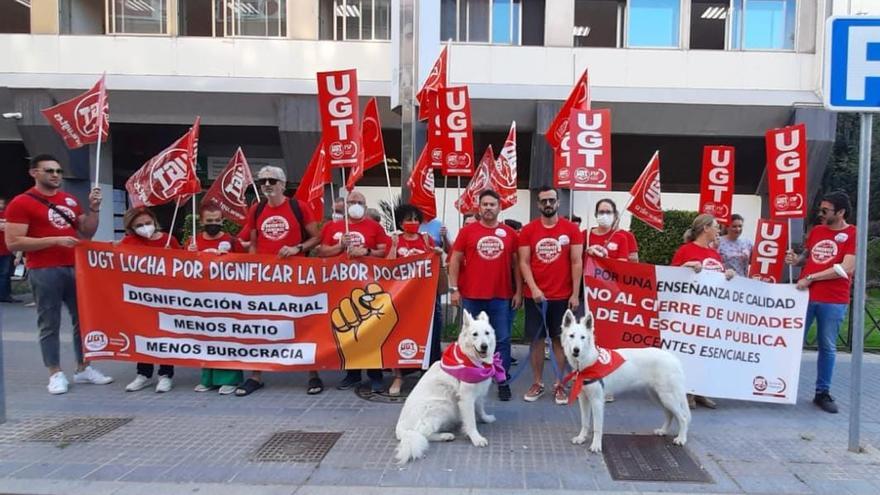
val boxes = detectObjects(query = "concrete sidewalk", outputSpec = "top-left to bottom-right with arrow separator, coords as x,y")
1,301 -> 879,495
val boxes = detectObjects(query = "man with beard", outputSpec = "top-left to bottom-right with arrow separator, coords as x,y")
5,154 -> 113,394
785,191 -> 856,414
448,189 -> 522,401
517,186 -> 583,404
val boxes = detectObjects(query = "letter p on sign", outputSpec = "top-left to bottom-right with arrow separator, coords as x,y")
824,17 -> 880,111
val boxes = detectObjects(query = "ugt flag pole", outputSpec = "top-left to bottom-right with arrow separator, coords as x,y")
165,199 -> 181,249
340,167 -> 350,235
383,153 -> 397,229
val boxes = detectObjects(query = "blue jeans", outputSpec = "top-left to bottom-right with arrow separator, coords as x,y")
804,302 -> 848,394
0,255 -> 12,300
462,298 -> 512,379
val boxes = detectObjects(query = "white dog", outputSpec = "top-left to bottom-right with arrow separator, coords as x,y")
394,310 -> 503,464
561,309 -> 691,453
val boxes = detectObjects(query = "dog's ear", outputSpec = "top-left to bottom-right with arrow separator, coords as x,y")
562,309 -> 576,330
580,311 -> 594,332
462,309 -> 474,330
477,311 -> 490,322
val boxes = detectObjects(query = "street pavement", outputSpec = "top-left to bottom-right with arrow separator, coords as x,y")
1,299 -> 880,495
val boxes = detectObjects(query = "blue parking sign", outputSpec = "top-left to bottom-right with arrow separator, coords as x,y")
824,17 -> 880,112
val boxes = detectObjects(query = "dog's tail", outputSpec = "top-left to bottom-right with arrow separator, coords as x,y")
395,429 -> 429,464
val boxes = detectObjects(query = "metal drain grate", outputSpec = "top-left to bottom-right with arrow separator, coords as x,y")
27,417 -> 133,443
252,431 -> 343,463
602,434 -> 712,483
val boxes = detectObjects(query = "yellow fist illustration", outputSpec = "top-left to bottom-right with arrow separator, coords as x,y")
331,283 -> 399,369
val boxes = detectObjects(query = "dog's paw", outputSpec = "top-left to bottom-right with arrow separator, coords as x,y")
571,435 -> 588,445
439,433 -> 455,442
653,428 -> 668,436
673,435 -> 687,446
470,435 -> 488,447
588,441 -> 603,453
480,414 -> 496,424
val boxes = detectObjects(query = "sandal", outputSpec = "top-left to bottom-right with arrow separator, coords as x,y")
307,376 -> 324,395
235,378 -> 264,397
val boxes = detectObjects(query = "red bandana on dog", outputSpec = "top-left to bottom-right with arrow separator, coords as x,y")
562,347 -> 626,405
440,343 -> 506,384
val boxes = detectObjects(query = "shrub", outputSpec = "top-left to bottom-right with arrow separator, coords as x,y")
630,210 -> 699,265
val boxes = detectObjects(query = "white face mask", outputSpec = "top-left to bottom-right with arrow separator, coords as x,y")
332,212 -> 344,222
134,224 -> 156,239
348,204 -> 365,220
596,213 -> 614,228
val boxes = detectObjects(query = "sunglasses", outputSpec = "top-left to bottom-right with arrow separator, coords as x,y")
42,168 -> 64,175
256,178 -> 281,186
538,198 -> 557,205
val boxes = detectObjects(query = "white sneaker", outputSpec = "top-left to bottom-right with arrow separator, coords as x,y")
125,374 -> 153,392
73,366 -> 114,385
156,376 -> 173,393
218,385 -> 237,395
194,384 -> 213,392
47,372 -> 69,395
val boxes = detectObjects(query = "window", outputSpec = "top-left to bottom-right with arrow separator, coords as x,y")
732,0 -> 795,50
216,0 -> 287,37
179,0 -> 213,36
107,0 -> 169,34
574,0 -> 624,48
318,0 -> 392,41
0,0 -> 31,34
439,0 -> 521,45
627,0 -> 680,48
690,0 -> 727,50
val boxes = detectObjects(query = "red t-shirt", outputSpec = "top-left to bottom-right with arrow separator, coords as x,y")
0,210 -> 10,256
195,232 -> 243,253
452,222 -> 517,299
585,228 -> 631,261
320,218 -> 389,251
801,224 -> 856,304
246,200 -> 316,255
394,234 -> 435,257
120,232 -> 181,249
518,218 -> 583,299
671,242 -> 725,272
5,188 -> 83,269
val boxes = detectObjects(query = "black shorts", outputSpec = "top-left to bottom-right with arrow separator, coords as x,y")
524,299 -> 569,341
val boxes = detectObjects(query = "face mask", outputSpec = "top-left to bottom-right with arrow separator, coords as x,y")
134,224 -> 155,239
348,204 -> 365,220
402,221 -> 420,234
203,224 -> 223,236
332,212 -> 344,222
596,214 -> 614,228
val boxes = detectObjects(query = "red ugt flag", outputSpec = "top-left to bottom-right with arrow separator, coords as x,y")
698,146 -> 735,225
748,219 -> 788,283
627,151 -> 663,231
493,122 -> 518,210
416,45 -> 448,121
765,123 -> 807,219
408,148 -> 437,220
545,69 -> 589,150
317,69 -> 361,169
455,145 -> 495,215
346,97 -> 385,191
438,86 -> 475,177
568,108 -> 611,191
126,117 -> 202,208
295,143 -> 329,220
41,75 -> 109,149
201,147 -> 254,225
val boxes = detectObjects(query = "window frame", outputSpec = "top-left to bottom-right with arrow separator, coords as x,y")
326,0 -> 392,42
623,0 -> 683,49
730,0 -> 798,52
443,0 -> 522,46
106,0 -> 172,36
215,0 -> 288,38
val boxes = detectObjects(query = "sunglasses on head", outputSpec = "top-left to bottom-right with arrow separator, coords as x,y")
256,178 -> 280,186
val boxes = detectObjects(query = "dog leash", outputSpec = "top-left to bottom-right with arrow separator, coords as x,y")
507,300 -> 566,384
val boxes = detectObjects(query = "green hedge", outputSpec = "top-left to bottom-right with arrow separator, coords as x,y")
630,210 -> 699,265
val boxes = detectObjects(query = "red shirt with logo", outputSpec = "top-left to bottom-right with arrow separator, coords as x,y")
452,222 -> 518,299
5,188 -> 83,269
246,200 -> 316,255
0,209 -> 10,256
585,228 -> 631,261
394,234 -> 435,257
519,218 -> 583,299
120,232 -> 181,249
671,242 -> 725,272
801,224 -> 856,303
320,218 -> 389,251
195,232 -> 243,253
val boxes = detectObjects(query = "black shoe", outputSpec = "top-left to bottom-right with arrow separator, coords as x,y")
336,373 -> 362,390
498,384 -> 511,401
813,392 -> 839,414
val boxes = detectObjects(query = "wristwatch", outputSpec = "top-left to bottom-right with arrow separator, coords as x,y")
806,274 -> 814,282
448,286 -> 459,292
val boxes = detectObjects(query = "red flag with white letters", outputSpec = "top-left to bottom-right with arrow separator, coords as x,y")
766,123 -> 807,219
126,117 -> 202,208
568,108 -> 611,191
455,145 -> 495,215
317,69 -> 361,169
553,133 -> 572,188
545,69 -> 589,150
748,219 -> 788,283
698,146 -> 735,225
408,148 -> 438,220
201,147 -> 254,225
41,75 -> 109,149
438,86 -> 475,177
627,151 -> 663,231
493,122 -> 518,209
296,143 -> 329,220
416,46 -> 448,121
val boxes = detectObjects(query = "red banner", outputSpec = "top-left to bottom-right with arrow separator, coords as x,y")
584,257 -> 660,349
416,45 -> 448,121
553,133 -> 572,188
126,118 -> 202,208
41,75 -> 109,150
438,86 -> 475,177
317,69 -> 361,169
295,143 -> 328,220
698,146 -> 735,225
201,148 -> 254,226
627,151 -> 663,231
75,242 -> 439,371
493,121 -> 518,209
408,148 -> 437,220
455,145 -> 494,215
568,108 -> 611,190
748,219 -> 788,283
765,123 -> 807,219
545,69 -> 589,150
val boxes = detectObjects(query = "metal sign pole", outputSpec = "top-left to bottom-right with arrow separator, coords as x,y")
848,112 -> 871,452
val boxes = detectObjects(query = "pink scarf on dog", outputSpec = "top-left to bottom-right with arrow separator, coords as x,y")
439,343 -> 506,384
